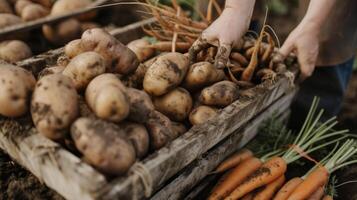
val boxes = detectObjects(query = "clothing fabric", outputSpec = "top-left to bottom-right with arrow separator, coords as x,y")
288,57 -> 355,130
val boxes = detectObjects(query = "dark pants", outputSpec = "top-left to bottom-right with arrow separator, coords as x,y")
288,58 -> 355,130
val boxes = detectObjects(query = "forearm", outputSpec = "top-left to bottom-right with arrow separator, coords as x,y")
301,0 -> 337,30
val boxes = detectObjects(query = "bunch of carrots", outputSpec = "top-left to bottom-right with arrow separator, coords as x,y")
207,97 -> 356,200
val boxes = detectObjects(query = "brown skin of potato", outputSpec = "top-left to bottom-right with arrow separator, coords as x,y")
199,81 -> 239,107
85,73 -> 130,123
145,111 -> 174,150
63,51 -> 106,90
15,0 -> 32,15
50,0 -> 95,21
71,117 -> 136,175
121,122 -> 150,158
153,87 -> 193,122
127,38 -> 155,62
56,55 -> 70,67
143,52 -> 189,96
0,40 -> 32,63
0,63 -> 36,117
42,19 -> 82,45
189,105 -> 218,125
183,61 -> 225,91
0,13 -> 22,29
127,88 -> 154,123
81,28 -> 139,75
31,0 -> 52,8
0,0 -> 12,13
171,121 -> 187,138
64,39 -> 85,59
38,65 -> 65,79
31,74 -> 78,140
80,22 -> 100,33
21,3 -> 49,21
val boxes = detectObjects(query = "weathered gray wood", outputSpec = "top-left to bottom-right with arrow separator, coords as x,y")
152,90 -> 297,200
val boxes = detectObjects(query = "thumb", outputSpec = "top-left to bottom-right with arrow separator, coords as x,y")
279,37 -> 295,58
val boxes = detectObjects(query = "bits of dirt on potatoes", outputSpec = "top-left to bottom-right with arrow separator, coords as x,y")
43,86 -> 48,90
57,80 -> 63,86
1,78 -> 5,83
11,95 -> 20,101
166,60 -> 181,76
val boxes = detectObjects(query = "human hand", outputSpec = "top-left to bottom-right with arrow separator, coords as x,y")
189,2 -> 254,69
279,21 -> 320,80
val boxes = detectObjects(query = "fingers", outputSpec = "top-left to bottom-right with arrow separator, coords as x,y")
296,46 -> 318,80
188,36 -> 210,64
278,36 -> 295,59
214,43 -> 232,69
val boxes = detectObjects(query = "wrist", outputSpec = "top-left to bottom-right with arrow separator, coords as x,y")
299,18 -> 322,35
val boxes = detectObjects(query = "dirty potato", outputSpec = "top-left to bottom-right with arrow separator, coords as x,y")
42,18 -> 82,45
145,111 -> 174,150
189,105 -> 218,125
127,38 -> 155,62
21,3 -> 49,21
122,122 -> 150,158
171,121 -> 187,138
38,65 -> 65,79
126,88 -> 154,123
199,81 -> 239,107
64,39 -> 85,59
0,40 -> 32,63
0,0 -> 12,13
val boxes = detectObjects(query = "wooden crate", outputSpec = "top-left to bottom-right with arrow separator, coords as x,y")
0,19 -> 298,200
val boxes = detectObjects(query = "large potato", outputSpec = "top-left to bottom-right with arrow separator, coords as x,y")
0,63 -> 35,117
189,105 -> 218,125
63,51 -> 106,90
127,88 -> 154,123
85,73 -> 130,122
38,65 -> 65,79
183,61 -> 225,91
15,0 -> 32,15
122,122 -> 149,158
81,28 -> 139,75
31,74 -> 78,140
0,0 -> 12,13
199,81 -> 239,107
0,40 -> 32,62
71,117 -> 136,175
127,38 -> 154,62
42,19 -> 82,45
21,3 -> 49,21
0,13 -> 21,29
64,39 -> 85,59
145,111 -> 174,150
153,87 -> 193,121
51,0 -> 95,21
143,52 -> 189,96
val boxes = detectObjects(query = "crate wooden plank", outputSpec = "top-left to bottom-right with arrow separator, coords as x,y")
151,90 -> 296,200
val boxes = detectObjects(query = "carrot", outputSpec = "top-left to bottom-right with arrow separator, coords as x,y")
261,33 -> 275,64
253,175 -> 286,200
225,157 -> 287,200
244,46 -> 255,60
230,52 -> 249,66
287,167 -> 329,200
214,149 -> 254,173
273,177 -> 303,200
306,186 -> 325,200
322,195 -> 333,200
242,193 -> 254,200
208,157 -> 263,200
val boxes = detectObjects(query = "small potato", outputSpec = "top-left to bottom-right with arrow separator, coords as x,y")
171,121 -> 187,138
0,0 -> 12,13
122,122 -> 149,158
38,65 -> 65,79
80,22 -> 100,32
143,52 -> 189,96
64,39 -> 85,59
0,40 -> 32,63
189,105 -> 218,125
63,51 -> 106,90
153,87 -> 193,121
31,74 -> 78,140
81,28 -> 139,75
127,38 -> 155,62
56,55 -> 70,67
145,111 -> 174,150
127,88 -> 154,123
51,0 -> 95,21
183,61 -> 225,91
85,73 -> 129,122
71,117 -> 136,175
21,3 -> 49,21
42,19 -> 82,45
0,13 -> 22,29
199,81 -> 239,107
15,0 -> 32,15
0,63 -> 36,117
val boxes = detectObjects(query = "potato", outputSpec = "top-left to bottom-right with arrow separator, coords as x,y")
21,3 -> 49,21
0,63 -> 36,117
127,88 -> 154,123
171,121 -> 187,138
56,55 -> 70,67
153,87 -> 192,121
51,0 -> 95,21
42,19 -> 82,45
63,51 -> 106,90
15,0 -> 32,15
0,0 -> 12,13
64,39 -> 85,59
80,22 -> 100,32
81,28 -> 139,75
127,38 -> 155,62
145,111 -> 174,150
143,52 -> 189,96
31,74 -> 78,140
189,105 -> 218,125
0,13 -> 21,29
31,0 -> 53,8
0,40 -> 32,63
85,73 -> 130,122
183,61 -> 225,91
38,65 -> 65,79
71,117 -> 136,175
122,122 -> 149,158
199,81 -> 239,107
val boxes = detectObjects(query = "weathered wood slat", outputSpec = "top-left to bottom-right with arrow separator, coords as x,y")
151,90 -> 297,200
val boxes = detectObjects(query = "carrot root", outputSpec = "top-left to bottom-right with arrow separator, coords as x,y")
273,177 -> 303,200
253,175 -> 286,200
214,149 -> 254,173
306,186 -> 325,200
